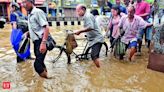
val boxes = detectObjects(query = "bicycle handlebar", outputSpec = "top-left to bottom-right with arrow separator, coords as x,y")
65,30 -> 88,41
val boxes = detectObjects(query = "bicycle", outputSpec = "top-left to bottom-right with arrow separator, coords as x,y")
73,35 -> 108,61
47,30 -> 108,64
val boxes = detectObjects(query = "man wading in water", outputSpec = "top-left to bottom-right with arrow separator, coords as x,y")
75,4 -> 104,68
22,0 -> 50,78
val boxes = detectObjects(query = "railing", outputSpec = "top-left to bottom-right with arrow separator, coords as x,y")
47,17 -> 82,22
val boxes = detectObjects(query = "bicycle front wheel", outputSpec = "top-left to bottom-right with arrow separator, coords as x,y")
46,46 -> 71,64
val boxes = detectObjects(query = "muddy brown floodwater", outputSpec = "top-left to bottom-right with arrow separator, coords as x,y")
0,24 -> 164,92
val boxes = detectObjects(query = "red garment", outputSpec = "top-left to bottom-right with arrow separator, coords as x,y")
135,1 -> 150,19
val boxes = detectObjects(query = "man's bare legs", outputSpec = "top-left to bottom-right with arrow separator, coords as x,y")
129,47 -> 137,61
93,58 -> 100,68
39,70 -> 48,78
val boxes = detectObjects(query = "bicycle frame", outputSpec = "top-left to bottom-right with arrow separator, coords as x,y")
52,30 -> 108,64
72,38 -> 90,61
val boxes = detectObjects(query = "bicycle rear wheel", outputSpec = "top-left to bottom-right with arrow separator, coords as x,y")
85,42 -> 108,59
46,45 -> 71,64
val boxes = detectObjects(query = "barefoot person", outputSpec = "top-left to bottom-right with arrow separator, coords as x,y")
118,5 -> 152,61
22,0 -> 49,78
75,4 -> 104,68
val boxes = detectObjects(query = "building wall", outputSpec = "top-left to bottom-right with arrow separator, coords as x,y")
0,3 -> 10,21
0,0 -> 45,21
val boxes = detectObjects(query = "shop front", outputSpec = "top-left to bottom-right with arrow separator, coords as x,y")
0,0 -> 46,21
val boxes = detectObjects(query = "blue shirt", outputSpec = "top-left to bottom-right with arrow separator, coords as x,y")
107,2 -> 127,14
10,13 -> 17,23
10,11 -> 27,23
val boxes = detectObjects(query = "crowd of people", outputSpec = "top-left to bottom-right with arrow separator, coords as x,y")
8,0 -> 164,78
86,0 -> 155,64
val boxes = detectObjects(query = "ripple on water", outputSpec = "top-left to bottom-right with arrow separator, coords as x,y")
0,53 -> 5,57
0,48 -> 7,52
5,49 -> 15,55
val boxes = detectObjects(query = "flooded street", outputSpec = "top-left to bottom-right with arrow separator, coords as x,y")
0,24 -> 164,92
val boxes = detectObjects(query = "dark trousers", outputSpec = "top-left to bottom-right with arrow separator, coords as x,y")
110,36 -> 115,49
91,43 -> 102,60
17,56 -> 24,62
33,39 -> 47,74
